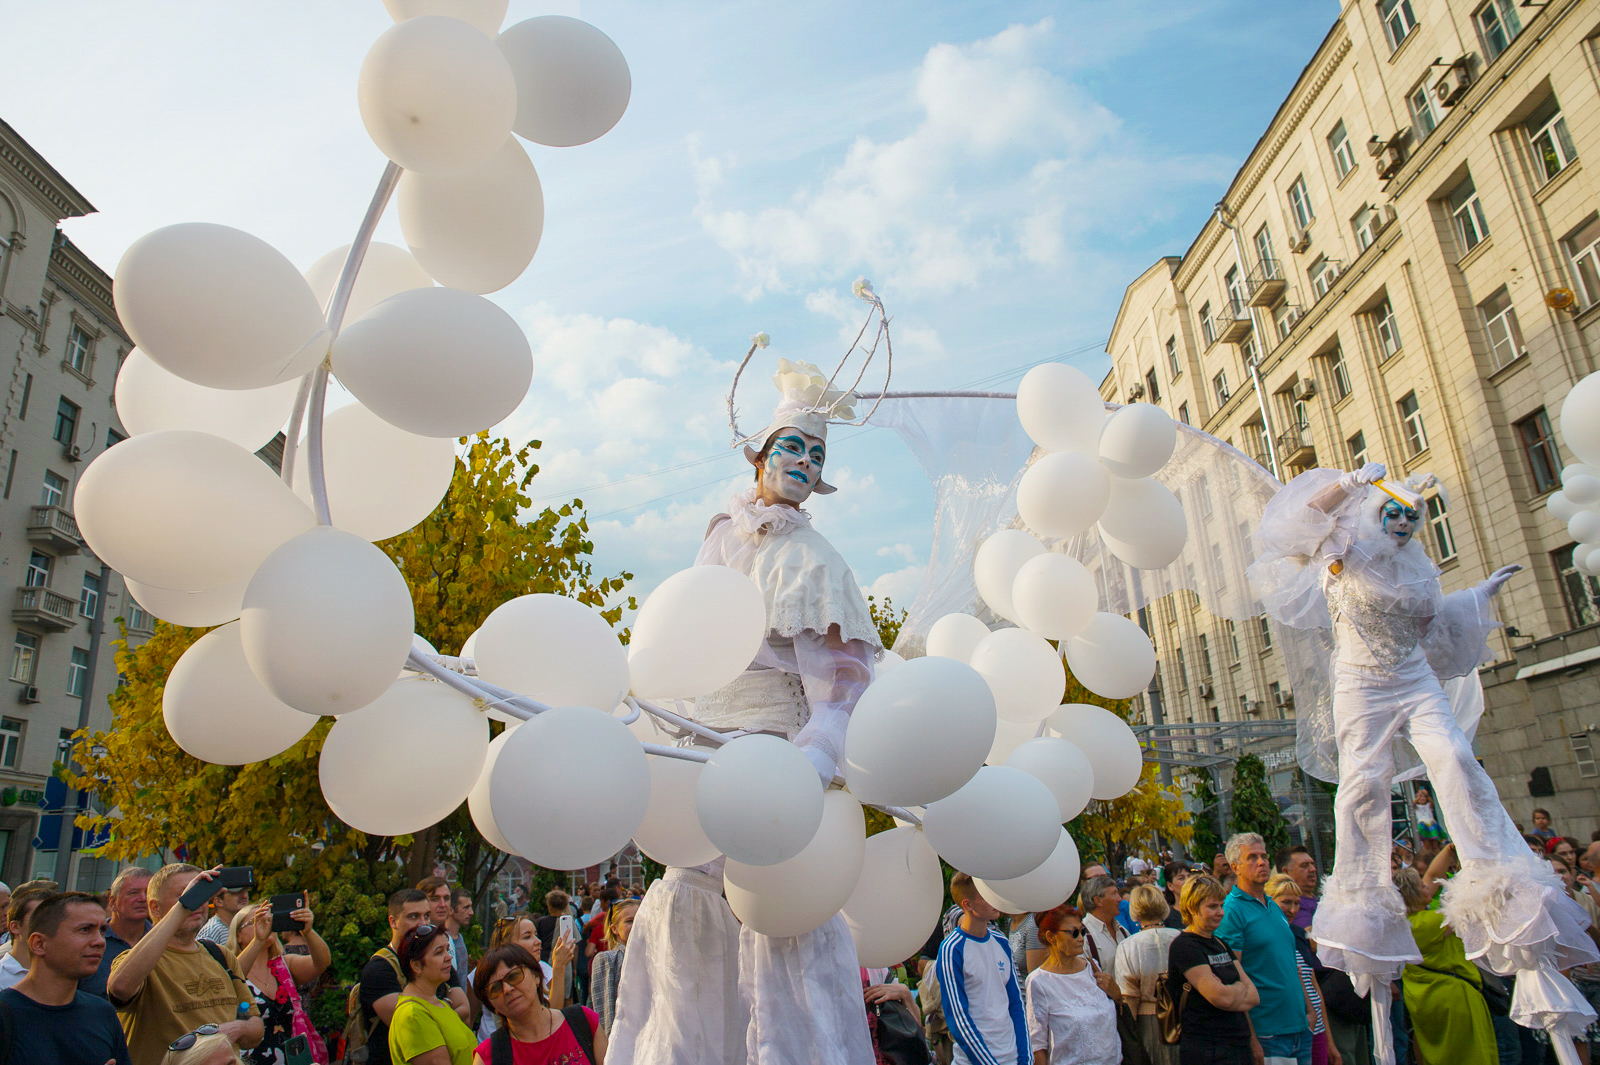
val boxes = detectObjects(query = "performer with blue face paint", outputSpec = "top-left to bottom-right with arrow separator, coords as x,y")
1250,461 -> 1598,1061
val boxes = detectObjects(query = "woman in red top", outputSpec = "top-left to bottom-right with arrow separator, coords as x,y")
474,944 -> 606,1065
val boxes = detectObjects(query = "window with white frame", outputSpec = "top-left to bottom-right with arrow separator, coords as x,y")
1572,732 -> 1600,779
1198,633 -> 1212,678
1348,430 -> 1369,469
1478,286 -> 1524,369
1145,368 -> 1161,404
1225,266 -> 1246,306
1476,0 -> 1521,60
1372,298 -> 1401,358
1381,0 -> 1418,51
1211,542 -> 1227,592
1398,391 -> 1428,454
1227,619 -> 1241,662
1408,80 -> 1439,139
129,603 -> 152,632
1272,302 -> 1294,342
1292,397 -> 1309,430
1426,494 -> 1458,560
67,647 -> 89,698
1326,345 -> 1352,400
0,717 -> 20,769
1527,96 -> 1578,184
1564,215 -> 1600,305
1175,648 -> 1188,690
40,470 -> 66,509
80,573 -> 100,619
64,324 -> 93,376
1309,256 -> 1338,299
1352,205 -> 1377,251
1447,175 -> 1489,254
1329,120 -> 1356,179
1166,336 -> 1181,378
1199,302 -> 1215,346
25,552 -> 51,589
1258,615 -> 1273,651
1288,175 -> 1314,230
1240,335 -> 1258,366
1255,225 -> 1275,269
1555,543 -> 1600,629
1213,370 -> 1229,406
10,634 -> 37,684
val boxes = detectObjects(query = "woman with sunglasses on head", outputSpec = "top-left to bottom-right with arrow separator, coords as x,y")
1024,905 -> 1121,1065
588,898 -> 638,1037
473,944 -> 606,1064
162,1026 -> 244,1065
389,924 -> 479,1065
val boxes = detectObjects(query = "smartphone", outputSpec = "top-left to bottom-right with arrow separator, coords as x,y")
271,891 -> 306,934
557,913 -> 577,943
177,875 -> 224,913
284,1034 -> 313,1065
217,866 -> 255,892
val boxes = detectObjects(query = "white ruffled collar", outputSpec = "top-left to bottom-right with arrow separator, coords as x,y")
727,486 -> 811,538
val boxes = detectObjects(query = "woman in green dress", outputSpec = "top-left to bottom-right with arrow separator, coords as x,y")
1393,867 -> 1495,1065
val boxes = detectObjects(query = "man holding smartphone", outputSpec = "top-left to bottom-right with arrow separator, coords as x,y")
106,864 -> 262,1063
358,888 -> 470,1065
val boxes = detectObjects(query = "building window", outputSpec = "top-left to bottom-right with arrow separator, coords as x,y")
1528,96 -> 1577,184
129,603 -> 152,633
25,552 -> 51,589
1398,392 -> 1428,455
1352,206 -> 1377,251
18,374 -> 31,421
1178,402 -> 1191,426
1448,176 -> 1489,253
1329,120 -> 1356,179
10,634 -> 37,685
1258,615 -> 1273,651
1325,346 -> 1352,400
1292,397 -> 1309,431
64,324 -> 93,376
1408,79 -> 1439,139
1198,633 -> 1213,679
1240,335 -> 1258,366
1381,0 -> 1417,49
1212,370 -> 1230,406
1309,256 -> 1337,299
1175,648 -> 1188,690
1255,225 -> 1275,268
80,573 -> 100,619
1426,494 -> 1458,560
1211,542 -> 1227,592
1225,266 -> 1246,306
1272,302 -> 1298,343
1478,286 -> 1524,369
1166,337 -> 1181,379
0,717 -> 20,769
1199,302 -> 1215,346
1348,430 -> 1369,469
1226,619 -> 1241,662
1517,408 -> 1561,493
53,398 -> 78,446
1373,299 -> 1401,358
1572,732 -> 1600,779
1476,0 -> 1522,60
1288,175 -> 1314,230
1196,473 -> 1214,517
40,470 -> 66,509
1144,368 -> 1160,404
105,428 -> 124,449
1555,544 -> 1600,628
66,647 -> 89,698
1565,215 -> 1600,306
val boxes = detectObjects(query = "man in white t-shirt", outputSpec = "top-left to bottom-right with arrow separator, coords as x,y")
0,888 -> 50,990
1080,875 -> 1127,981
936,873 -> 1029,1065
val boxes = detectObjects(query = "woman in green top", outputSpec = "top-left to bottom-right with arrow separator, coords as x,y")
390,923 -> 480,1065
1393,867 -> 1495,1065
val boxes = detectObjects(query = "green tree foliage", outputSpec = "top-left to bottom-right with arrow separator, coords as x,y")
1189,771 -> 1224,862
867,595 -> 906,651
1228,753 -> 1291,855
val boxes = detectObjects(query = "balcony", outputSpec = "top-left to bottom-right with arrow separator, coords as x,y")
1247,258 -> 1287,308
1215,299 -> 1253,344
1276,426 -> 1317,470
26,505 -> 82,555
14,585 -> 78,632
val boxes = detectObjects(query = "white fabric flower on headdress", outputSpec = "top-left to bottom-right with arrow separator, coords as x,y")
772,358 -> 857,421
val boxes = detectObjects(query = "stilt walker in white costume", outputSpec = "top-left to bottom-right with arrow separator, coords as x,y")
609,327 -> 886,1065
1250,461 -> 1599,1065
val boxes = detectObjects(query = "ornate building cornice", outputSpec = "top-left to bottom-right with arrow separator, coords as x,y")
47,233 -> 124,336
0,116 -> 96,221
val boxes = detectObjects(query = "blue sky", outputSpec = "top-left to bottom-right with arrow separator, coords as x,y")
3,0 -> 1336,611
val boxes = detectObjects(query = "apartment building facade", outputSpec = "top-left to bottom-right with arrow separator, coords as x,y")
1103,0 -> 1600,823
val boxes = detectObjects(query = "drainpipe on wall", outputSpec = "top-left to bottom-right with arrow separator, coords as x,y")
61,559 -> 110,892
1214,204 -> 1283,482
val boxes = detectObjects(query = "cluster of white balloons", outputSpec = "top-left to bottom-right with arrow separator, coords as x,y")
1553,372 -> 1600,576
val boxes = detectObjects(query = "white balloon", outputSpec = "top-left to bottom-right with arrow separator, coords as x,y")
627,566 -> 766,700
126,578 -> 247,628
114,349 -> 299,451
75,430 -> 315,590
496,17 -> 631,147
633,756 -> 722,868
163,624 -> 318,765
1063,613 -> 1157,702
1048,703 -> 1144,800
840,827 -> 945,968
1098,403 -> 1178,479
1561,372 -> 1600,466
1570,509 -> 1600,545
1016,363 -> 1106,454
922,766 -> 1061,879
725,790 -> 865,938
474,593 -> 630,712
358,15 -> 516,175
403,633 -> 439,679
1578,546 -> 1600,577
399,137 -> 543,294
974,529 -> 1045,624
1549,492 -> 1580,523
114,223 -> 329,390
844,656 -> 996,807
304,242 -> 433,324
331,286 -> 532,438
241,526 -> 416,716
1565,475 -> 1600,507
490,705 -> 649,869
987,715 -> 1039,766
320,677 -> 488,835
1565,464 -> 1600,482
1012,553 -> 1098,640
382,0 -> 508,36
975,829 -> 1082,914
877,649 -> 906,672
1006,737 -> 1096,822
696,734 -> 824,867
926,613 -> 992,663
1587,545 -> 1600,576
968,628 -> 1066,724
1097,477 -> 1187,570
468,726 -> 521,854
293,402 -> 458,542
1017,451 -> 1111,538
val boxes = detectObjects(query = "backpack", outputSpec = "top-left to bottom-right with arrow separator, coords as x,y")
487,1006 -> 596,1065
342,947 -> 404,1064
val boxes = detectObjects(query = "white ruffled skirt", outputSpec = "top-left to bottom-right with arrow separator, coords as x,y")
741,912 -> 876,1065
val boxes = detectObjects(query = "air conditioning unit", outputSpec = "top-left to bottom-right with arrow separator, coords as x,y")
1245,700 -> 1264,715
1378,142 -> 1406,179
1374,204 -> 1398,231
1128,382 -> 1146,401
65,444 -> 82,462
18,686 -> 39,704
1293,378 -> 1317,401
1197,682 -> 1214,699
1274,690 -> 1295,709
1367,135 -> 1387,158
1283,307 -> 1304,330
1290,228 -> 1312,253
1434,59 -> 1473,107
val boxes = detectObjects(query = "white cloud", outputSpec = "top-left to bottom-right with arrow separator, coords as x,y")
867,563 -> 925,613
878,543 -> 917,562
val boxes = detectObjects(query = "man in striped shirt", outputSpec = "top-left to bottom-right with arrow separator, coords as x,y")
936,873 -> 1029,1065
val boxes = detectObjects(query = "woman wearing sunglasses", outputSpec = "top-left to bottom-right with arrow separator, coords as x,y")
389,924 -> 479,1065
1024,905 -> 1121,1065
472,944 -> 605,1064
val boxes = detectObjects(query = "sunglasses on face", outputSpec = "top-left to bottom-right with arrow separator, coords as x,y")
169,1024 -> 222,1051
1058,927 -> 1086,939
484,965 -> 531,1000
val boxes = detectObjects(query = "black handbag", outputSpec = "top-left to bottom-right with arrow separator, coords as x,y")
868,998 -> 934,1065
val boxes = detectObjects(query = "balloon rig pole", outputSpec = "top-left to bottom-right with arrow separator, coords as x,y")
306,366 -> 334,525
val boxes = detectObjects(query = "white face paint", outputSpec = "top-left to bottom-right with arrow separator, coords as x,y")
1357,491 -> 1420,555
756,428 -> 826,506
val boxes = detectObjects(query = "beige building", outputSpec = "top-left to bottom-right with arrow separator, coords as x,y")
0,117 -> 152,889
1103,0 -> 1600,827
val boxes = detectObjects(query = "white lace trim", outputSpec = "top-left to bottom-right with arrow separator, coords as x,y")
752,525 -> 881,649
727,487 -> 811,538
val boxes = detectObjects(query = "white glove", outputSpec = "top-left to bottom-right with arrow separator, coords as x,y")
1480,564 -> 1521,598
1340,462 -> 1387,493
